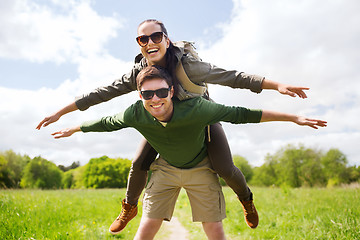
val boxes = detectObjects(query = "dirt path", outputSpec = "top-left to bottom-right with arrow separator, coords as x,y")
156,217 -> 189,240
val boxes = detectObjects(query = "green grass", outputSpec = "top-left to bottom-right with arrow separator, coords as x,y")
1,187 -> 359,239
0,189 -> 140,240
174,186 -> 360,240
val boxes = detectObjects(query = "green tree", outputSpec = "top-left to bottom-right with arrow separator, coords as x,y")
250,153 -> 279,186
0,150 -> 30,188
347,166 -> 360,183
233,155 -> 254,182
0,155 -> 14,188
20,156 -> 63,189
299,150 -> 326,187
251,144 -> 327,187
83,156 -> 131,188
62,170 -> 74,188
321,148 -> 349,186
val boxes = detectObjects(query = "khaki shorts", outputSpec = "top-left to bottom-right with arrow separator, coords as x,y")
142,157 -> 226,222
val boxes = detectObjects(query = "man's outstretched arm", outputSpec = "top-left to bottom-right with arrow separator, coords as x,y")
51,126 -> 81,139
260,110 -> 327,129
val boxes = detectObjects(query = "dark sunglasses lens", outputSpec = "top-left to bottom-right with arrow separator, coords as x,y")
141,91 -> 154,100
141,88 -> 170,100
137,36 -> 149,47
150,32 -> 163,43
155,88 -> 169,98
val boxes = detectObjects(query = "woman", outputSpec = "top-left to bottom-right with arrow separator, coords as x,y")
37,19 -> 309,234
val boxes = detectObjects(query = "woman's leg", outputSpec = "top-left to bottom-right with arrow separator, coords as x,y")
126,138 -> 158,204
206,123 -> 251,200
109,138 -> 158,235
206,123 -> 259,228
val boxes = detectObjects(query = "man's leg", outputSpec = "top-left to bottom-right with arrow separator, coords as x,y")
134,216 -> 163,240
182,157 -> 227,239
202,221 -> 226,240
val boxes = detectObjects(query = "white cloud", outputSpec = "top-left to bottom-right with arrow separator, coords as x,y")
197,0 -> 360,166
1,0 -> 359,168
0,0 -> 123,63
0,0 -> 137,165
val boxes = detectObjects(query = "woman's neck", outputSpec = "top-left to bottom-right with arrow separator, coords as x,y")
147,56 -> 167,68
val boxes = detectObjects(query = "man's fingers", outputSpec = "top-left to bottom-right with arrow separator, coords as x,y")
51,131 -> 61,136
307,119 -> 327,128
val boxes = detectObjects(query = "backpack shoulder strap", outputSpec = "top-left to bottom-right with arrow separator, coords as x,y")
176,61 -> 206,95
174,41 -> 206,95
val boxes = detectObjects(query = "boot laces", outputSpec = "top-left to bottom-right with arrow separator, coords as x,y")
118,205 -> 135,221
243,201 -> 256,215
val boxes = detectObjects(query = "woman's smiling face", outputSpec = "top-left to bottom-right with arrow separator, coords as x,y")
137,21 -> 169,67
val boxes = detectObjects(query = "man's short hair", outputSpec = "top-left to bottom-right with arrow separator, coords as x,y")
136,65 -> 173,90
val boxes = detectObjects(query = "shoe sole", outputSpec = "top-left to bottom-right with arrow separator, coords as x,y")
109,228 -> 122,235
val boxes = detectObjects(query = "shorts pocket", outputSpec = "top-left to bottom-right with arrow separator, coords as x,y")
208,182 -> 226,217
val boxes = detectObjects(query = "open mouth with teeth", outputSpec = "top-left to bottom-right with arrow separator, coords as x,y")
151,103 -> 164,109
147,48 -> 159,55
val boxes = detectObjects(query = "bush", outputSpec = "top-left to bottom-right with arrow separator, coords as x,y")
83,156 -> 131,188
20,156 -> 63,189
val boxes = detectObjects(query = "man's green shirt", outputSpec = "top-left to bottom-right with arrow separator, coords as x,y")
81,97 -> 262,168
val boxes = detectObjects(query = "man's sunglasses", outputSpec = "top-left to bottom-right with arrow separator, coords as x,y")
140,87 -> 171,100
136,32 -> 166,47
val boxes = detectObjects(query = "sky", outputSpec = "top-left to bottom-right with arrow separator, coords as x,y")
1,0 -> 359,167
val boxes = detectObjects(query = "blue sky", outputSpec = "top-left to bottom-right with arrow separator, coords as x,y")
1,0 -> 359,167
0,0 -> 233,89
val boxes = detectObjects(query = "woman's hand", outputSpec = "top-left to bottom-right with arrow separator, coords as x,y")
277,83 -> 309,99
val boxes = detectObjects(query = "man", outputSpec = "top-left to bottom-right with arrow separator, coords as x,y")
52,66 -> 326,239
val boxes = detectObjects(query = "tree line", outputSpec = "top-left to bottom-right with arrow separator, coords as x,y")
0,150 -> 131,189
1,144 -> 359,189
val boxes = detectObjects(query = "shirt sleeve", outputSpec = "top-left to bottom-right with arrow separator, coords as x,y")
80,112 -> 129,133
75,64 -> 142,111
182,56 -> 264,94
196,97 -> 263,125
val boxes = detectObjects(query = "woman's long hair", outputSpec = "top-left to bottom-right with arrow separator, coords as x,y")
138,19 -> 180,95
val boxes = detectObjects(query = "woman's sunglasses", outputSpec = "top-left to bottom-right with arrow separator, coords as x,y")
140,87 -> 171,100
136,32 -> 166,47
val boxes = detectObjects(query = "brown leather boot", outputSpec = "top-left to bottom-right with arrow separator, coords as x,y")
109,199 -> 138,235
240,195 -> 259,229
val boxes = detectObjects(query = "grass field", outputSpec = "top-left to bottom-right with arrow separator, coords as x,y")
1,186 -> 359,239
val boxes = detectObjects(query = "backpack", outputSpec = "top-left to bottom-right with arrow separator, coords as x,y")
173,41 -> 207,95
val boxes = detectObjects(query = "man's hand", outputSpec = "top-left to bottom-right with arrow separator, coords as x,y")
294,116 -> 327,129
277,84 -> 309,99
51,126 -> 81,139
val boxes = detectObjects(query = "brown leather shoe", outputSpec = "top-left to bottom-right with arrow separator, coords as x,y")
109,199 -> 138,235
240,198 -> 259,229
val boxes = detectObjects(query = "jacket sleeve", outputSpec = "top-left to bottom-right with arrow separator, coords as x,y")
182,56 -> 264,94
75,64 -> 142,111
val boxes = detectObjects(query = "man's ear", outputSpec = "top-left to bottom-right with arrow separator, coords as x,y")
170,86 -> 174,98
139,91 -> 143,100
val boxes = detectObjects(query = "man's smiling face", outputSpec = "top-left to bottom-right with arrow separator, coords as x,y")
139,78 -> 174,122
